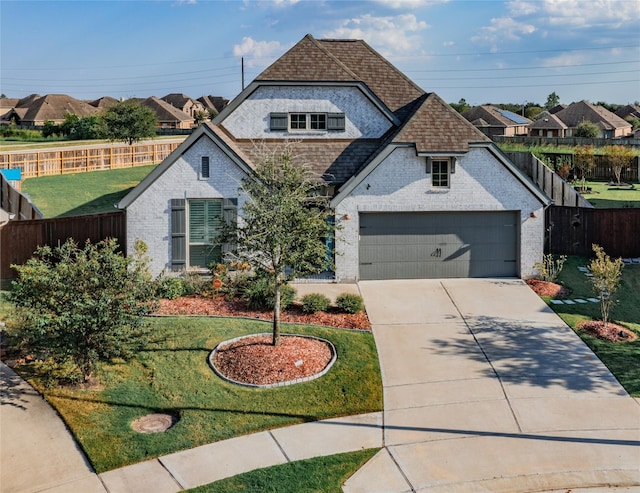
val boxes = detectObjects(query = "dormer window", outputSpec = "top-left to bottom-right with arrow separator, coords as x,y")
270,112 -> 345,132
425,156 -> 457,189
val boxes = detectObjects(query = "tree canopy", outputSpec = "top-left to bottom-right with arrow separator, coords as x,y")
101,99 -> 157,145
545,92 -> 560,110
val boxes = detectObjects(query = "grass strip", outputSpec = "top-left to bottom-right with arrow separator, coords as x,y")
186,448 -> 380,493
21,165 -> 156,217
19,316 -> 382,472
546,256 -> 640,396
580,181 -> 640,208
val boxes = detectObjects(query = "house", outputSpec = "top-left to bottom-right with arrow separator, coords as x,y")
615,104 -> 640,121
136,96 -> 194,129
528,112 -> 568,138
161,93 -> 206,118
0,94 -> 99,127
553,100 -> 632,138
117,34 -> 549,281
88,96 -> 118,110
461,105 -> 531,137
197,95 -> 229,116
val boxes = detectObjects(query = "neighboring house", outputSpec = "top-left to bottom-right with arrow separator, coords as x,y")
0,94 -> 99,126
461,105 -> 531,137
197,95 -> 230,116
615,104 -> 640,122
137,96 -> 194,129
528,112 -> 568,138
161,93 -> 206,118
553,100 -> 632,138
88,96 -> 118,110
117,34 -> 549,281
547,104 -> 566,115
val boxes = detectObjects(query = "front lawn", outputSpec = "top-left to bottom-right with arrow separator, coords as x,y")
187,448 -> 379,493
580,181 -> 640,208
13,316 -> 382,473
21,165 -> 156,217
544,256 -> 640,396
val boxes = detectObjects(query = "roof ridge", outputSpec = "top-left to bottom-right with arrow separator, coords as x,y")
308,34 -> 361,81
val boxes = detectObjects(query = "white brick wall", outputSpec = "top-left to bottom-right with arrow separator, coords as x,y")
221,86 -> 392,139
126,135 -> 249,276
334,146 -> 545,281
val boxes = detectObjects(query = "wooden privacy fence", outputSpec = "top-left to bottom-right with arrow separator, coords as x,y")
0,211 -> 126,284
0,171 -> 41,220
546,206 -> 640,258
505,152 -> 592,208
494,136 -> 640,148
0,141 -> 180,179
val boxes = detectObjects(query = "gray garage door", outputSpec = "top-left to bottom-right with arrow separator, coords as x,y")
359,211 -> 519,280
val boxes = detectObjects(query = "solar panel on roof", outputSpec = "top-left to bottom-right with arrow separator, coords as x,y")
496,109 -> 529,124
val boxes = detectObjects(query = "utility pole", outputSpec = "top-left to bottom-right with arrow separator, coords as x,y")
241,57 -> 245,91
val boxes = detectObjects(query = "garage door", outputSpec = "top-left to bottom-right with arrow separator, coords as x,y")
359,211 -> 518,280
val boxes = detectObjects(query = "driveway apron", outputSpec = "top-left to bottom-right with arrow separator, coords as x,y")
346,279 -> 640,493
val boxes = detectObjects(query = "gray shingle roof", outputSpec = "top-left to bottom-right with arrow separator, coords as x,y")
461,105 -> 532,128
554,101 -> 631,130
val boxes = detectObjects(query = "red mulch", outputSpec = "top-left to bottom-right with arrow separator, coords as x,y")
525,279 -> 572,299
212,335 -> 333,386
576,320 -> 637,343
155,295 -> 371,330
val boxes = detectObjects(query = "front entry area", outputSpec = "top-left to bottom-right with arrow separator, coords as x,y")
358,211 -> 519,280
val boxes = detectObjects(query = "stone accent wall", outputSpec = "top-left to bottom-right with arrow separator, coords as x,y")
126,135 -> 248,276
222,86 -> 392,139
334,146 -> 545,281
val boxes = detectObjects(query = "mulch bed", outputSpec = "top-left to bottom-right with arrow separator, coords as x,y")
576,320 -> 638,343
212,335 -> 333,386
525,279 -> 572,299
155,295 -> 371,330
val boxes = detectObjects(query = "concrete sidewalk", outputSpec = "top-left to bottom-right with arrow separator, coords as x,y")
345,279 -> 640,493
0,362 -> 106,493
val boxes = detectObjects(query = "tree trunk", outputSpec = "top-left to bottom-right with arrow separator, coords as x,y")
272,280 -> 281,346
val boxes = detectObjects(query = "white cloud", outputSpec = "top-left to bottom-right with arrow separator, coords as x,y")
233,37 -> 286,67
541,52 -> 586,68
324,14 -> 429,56
539,0 -> 640,28
507,1 -> 538,16
442,41 -> 455,47
374,0 -> 448,8
471,16 -> 536,46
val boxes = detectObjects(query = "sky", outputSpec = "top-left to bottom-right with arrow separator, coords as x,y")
1,0 -> 639,107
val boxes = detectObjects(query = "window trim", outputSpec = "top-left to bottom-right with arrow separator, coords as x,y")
430,158 -> 451,188
269,112 -> 345,132
201,156 -> 210,179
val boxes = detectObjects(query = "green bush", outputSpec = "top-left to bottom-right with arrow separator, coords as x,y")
336,293 -> 364,314
181,269 -> 210,296
156,276 -> 184,299
301,293 -> 331,314
243,276 -> 296,310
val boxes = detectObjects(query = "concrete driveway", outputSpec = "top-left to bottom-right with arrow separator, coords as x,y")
345,279 -> 640,493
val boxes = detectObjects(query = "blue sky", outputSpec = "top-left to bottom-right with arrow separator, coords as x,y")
1,0 -> 638,107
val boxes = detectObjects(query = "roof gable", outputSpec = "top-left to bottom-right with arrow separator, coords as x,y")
555,101 -> 631,129
393,93 -> 490,153
462,105 -> 531,127
528,112 -> 568,129
139,96 -> 193,122
20,94 -> 99,122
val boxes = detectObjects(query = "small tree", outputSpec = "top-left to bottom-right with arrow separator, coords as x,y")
544,91 -> 560,110
573,145 -> 595,190
450,98 -> 470,113
603,145 -> 635,186
193,110 -> 208,125
230,146 -> 335,345
588,244 -> 624,329
101,99 -> 157,145
11,238 -> 157,383
574,121 -> 600,139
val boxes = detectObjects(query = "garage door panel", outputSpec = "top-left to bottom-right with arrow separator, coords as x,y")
359,212 -> 518,280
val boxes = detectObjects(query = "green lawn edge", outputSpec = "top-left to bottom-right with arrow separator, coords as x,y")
186,448 -> 380,493
542,256 -> 640,396
16,316 -> 382,473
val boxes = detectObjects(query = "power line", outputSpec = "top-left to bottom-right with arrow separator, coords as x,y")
406,60 -> 640,73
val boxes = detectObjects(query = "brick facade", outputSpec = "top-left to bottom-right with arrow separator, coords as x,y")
334,146 -> 545,281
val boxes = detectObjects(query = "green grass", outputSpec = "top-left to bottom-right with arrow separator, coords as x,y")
16,316 -> 382,472
546,256 -> 640,396
187,448 -> 379,493
21,165 -> 156,217
580,181 -> 640,208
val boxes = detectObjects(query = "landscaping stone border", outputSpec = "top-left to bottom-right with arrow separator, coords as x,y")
208,333 -> 337,389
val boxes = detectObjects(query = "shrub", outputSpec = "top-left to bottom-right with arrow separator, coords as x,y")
533,254 -> 567,283
181,268 -> 210,295
243,275 -> 296,310
336,293 -> 364,314
10,238 -> 156,383
156,276 -> 184,299
301,293 -> 331,314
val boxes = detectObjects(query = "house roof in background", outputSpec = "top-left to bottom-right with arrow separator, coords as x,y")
137,96 -> 193,123
554,100 -> 631,130
197,95 -> 229,113
528,112 -> 568,130
547,104 -> 566,114
88,96 -> 118,109
461,105 -> 532,128
16,94 -> 99,123
614,104 -> 640,120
